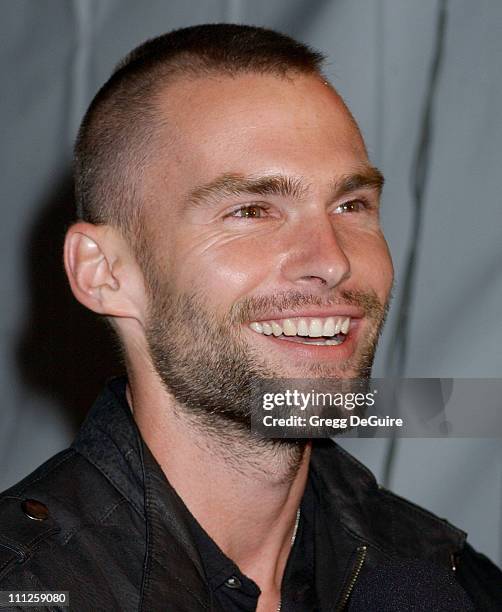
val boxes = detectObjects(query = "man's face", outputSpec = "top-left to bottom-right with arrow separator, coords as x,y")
139,72 -> 393,425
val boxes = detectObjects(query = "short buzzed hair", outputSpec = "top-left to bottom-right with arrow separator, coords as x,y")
74,24 -> 326,247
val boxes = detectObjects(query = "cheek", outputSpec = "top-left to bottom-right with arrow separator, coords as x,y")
168,230 -> 276,301
343,230 -> 394,297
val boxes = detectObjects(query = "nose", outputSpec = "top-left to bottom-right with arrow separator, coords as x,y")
280,216 -> 351,291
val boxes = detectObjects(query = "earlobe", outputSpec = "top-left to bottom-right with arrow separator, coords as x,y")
64,222 -> 144,320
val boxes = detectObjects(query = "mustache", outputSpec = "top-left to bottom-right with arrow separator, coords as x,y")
230,289 -> 386,323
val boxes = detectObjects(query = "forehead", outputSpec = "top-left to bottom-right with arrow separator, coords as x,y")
149,72 -> 368,202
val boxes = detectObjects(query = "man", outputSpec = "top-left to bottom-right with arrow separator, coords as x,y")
0,24 -> 500,611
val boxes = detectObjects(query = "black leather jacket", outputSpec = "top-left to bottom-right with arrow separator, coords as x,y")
0,378 -> 501,611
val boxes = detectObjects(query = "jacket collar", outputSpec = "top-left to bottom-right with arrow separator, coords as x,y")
310,440 -> 466,566
73,377 -> 217,611
73,378 -> 466,610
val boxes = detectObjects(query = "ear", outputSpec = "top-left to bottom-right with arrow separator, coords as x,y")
64,222 -> 146,323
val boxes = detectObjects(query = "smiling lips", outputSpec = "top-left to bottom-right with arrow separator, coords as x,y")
249,315 -> 351,346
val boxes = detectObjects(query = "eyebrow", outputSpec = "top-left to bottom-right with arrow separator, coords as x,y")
186,165 -> 384,209
332,166 -> 385,199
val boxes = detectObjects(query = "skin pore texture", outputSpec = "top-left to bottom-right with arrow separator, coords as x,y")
66,72 -> 394,611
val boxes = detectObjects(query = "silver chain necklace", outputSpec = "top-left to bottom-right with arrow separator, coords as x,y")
276,507 -> 301,612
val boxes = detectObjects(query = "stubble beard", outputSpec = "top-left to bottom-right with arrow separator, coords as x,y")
143,269 -> 389,479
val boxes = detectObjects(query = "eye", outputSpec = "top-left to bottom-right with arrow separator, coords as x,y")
227,204 -> 270,219
334,199 -> 368,214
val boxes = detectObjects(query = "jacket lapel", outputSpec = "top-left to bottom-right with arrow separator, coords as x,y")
310,440 -> 466,567
138,442 -> 217,611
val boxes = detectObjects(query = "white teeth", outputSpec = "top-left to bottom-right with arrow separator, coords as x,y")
249,322 -> 263,333
262,322 -> 273,335
308,319 -> 323,337
282,319 -> 297,336
271,321 -> 282,337
249,315 -> 352,338
297,319 -> 309,336
325,337 -> 344,345
323,317 -> 335,336
303,337 -> 344,346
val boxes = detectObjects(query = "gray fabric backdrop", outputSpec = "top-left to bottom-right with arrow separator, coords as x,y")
1,0 -> 501,565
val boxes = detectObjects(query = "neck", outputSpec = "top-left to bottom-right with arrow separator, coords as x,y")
126,370 -> 311,594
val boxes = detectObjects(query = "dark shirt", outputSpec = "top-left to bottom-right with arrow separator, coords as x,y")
188,476 -> 317,611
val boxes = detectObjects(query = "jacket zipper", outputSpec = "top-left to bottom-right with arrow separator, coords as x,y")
334,545 -> 367,611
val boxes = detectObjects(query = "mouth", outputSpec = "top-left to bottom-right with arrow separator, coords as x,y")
249,315 -> 351,347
